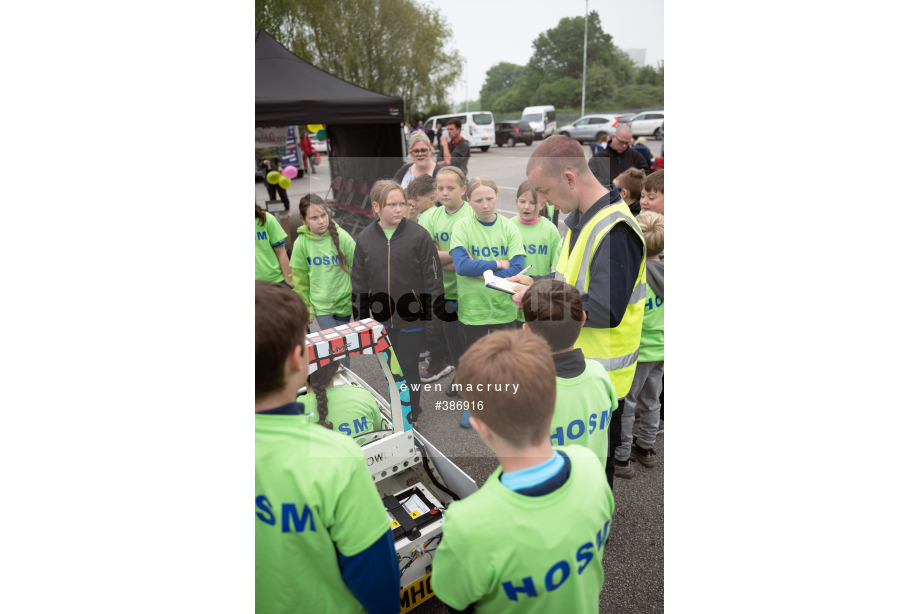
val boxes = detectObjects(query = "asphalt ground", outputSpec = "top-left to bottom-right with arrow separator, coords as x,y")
259,139 -> 664,613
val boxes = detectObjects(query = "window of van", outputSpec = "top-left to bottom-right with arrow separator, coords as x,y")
546,111 -> 556,122
522,114 -> 541,123
472,113 -> 492,125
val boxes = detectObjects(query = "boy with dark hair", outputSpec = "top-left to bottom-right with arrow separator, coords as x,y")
521,279 -> 617,469
405,172 -> 438,223
255,281 -> 400,614
431,331 -> 614,613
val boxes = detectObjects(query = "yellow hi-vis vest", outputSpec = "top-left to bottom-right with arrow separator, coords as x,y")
555,201 -> 647,399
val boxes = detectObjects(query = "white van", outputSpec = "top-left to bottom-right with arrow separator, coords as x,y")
424,111 -> 496,152
521,105 -> 557,139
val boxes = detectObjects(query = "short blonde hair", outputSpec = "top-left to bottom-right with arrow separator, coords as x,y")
455,330 -> 556,448
525,135 -> 591,179
635,136 -> 647,146
408,131 -> 431,152
636,211 -> 664,256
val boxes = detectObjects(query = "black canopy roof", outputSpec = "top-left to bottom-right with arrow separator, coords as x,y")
255,30 -> 404,126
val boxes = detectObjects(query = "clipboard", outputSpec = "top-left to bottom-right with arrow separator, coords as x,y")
483,269 -> 525,295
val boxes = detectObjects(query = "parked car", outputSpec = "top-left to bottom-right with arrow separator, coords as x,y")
615,113 -> 637,125
629,111 -> 665,139
556,114 -> 621,144
495,121 -> 534,147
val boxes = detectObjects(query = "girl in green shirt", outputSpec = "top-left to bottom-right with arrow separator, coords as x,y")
511,181 -> 562,322
254,203 -> 294,286
291,195 -> 356,327
298,361 -> 384,440
449,177 -> 526,356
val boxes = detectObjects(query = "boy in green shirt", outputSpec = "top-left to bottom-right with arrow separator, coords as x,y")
613,211 -> 664,474
431,330 -> 614,613
521,279 -> 616,470
255,281 -> 400,614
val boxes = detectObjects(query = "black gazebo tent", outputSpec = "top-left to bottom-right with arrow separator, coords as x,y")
255,29 -> 405,191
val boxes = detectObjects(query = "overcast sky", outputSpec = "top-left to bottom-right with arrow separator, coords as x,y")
421,0 -> 664,106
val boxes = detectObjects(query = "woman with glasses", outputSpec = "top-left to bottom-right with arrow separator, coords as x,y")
394,131 -> 438,190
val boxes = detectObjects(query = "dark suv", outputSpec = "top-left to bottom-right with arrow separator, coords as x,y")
495,121 -> 534,147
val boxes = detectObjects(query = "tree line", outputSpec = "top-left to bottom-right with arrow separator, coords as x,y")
480,11 -> 663,115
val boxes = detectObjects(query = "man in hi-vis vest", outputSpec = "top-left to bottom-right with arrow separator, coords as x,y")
510,135 -> 647,482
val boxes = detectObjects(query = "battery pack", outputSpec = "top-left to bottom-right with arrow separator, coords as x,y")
383,485 -> 444,541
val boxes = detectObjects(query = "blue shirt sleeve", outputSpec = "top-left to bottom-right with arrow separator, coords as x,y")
338,529 -> 401,614
451,246 -> 496,277
494,254 -> 525,278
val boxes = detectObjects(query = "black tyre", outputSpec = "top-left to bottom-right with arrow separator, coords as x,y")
653,127 -> 661,139
525,140 -> 532,146
559,131 -> 570,138
507,136 -> 516,147
480,146 -> 490,153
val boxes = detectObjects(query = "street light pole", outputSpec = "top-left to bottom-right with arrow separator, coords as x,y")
581,0 -> 588,117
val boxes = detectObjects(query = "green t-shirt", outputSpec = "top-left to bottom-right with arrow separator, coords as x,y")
449,215 -> 525,325
382,227 -> 396,239
255,413 -> 391,614
255,214 -> 288,283
419,202 -> 475,300
431,445 -> 614,614
297,385 -> 384,438
638,283 -> 664,363
510,216 -> 562,321
551,358 -> 617,468
290,226 -> 356,317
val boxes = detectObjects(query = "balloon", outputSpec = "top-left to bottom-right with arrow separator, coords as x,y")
307,124 -> 323,133
266,171 -> 281,185
279,176 -> 292,190
282,165 -> 298,179
315,129 -> 327,141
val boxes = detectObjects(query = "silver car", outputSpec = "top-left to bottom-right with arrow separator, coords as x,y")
557,114 -> 621,144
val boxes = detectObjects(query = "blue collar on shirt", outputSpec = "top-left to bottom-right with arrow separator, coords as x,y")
476,217 -> 497,227
499,450 -> 571,496
258,401 -> 305,415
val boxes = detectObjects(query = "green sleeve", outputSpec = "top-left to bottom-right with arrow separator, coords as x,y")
266,214 -> 288,245
448,218 -> 468,253
290,235 -> 307,269
328,446 -> 392,557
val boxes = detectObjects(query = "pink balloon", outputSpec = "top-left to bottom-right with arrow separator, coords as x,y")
282,165 -> 298,179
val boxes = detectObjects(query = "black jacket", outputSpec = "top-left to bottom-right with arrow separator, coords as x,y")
587,146 -> 650,186
351,218 -> 445,331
